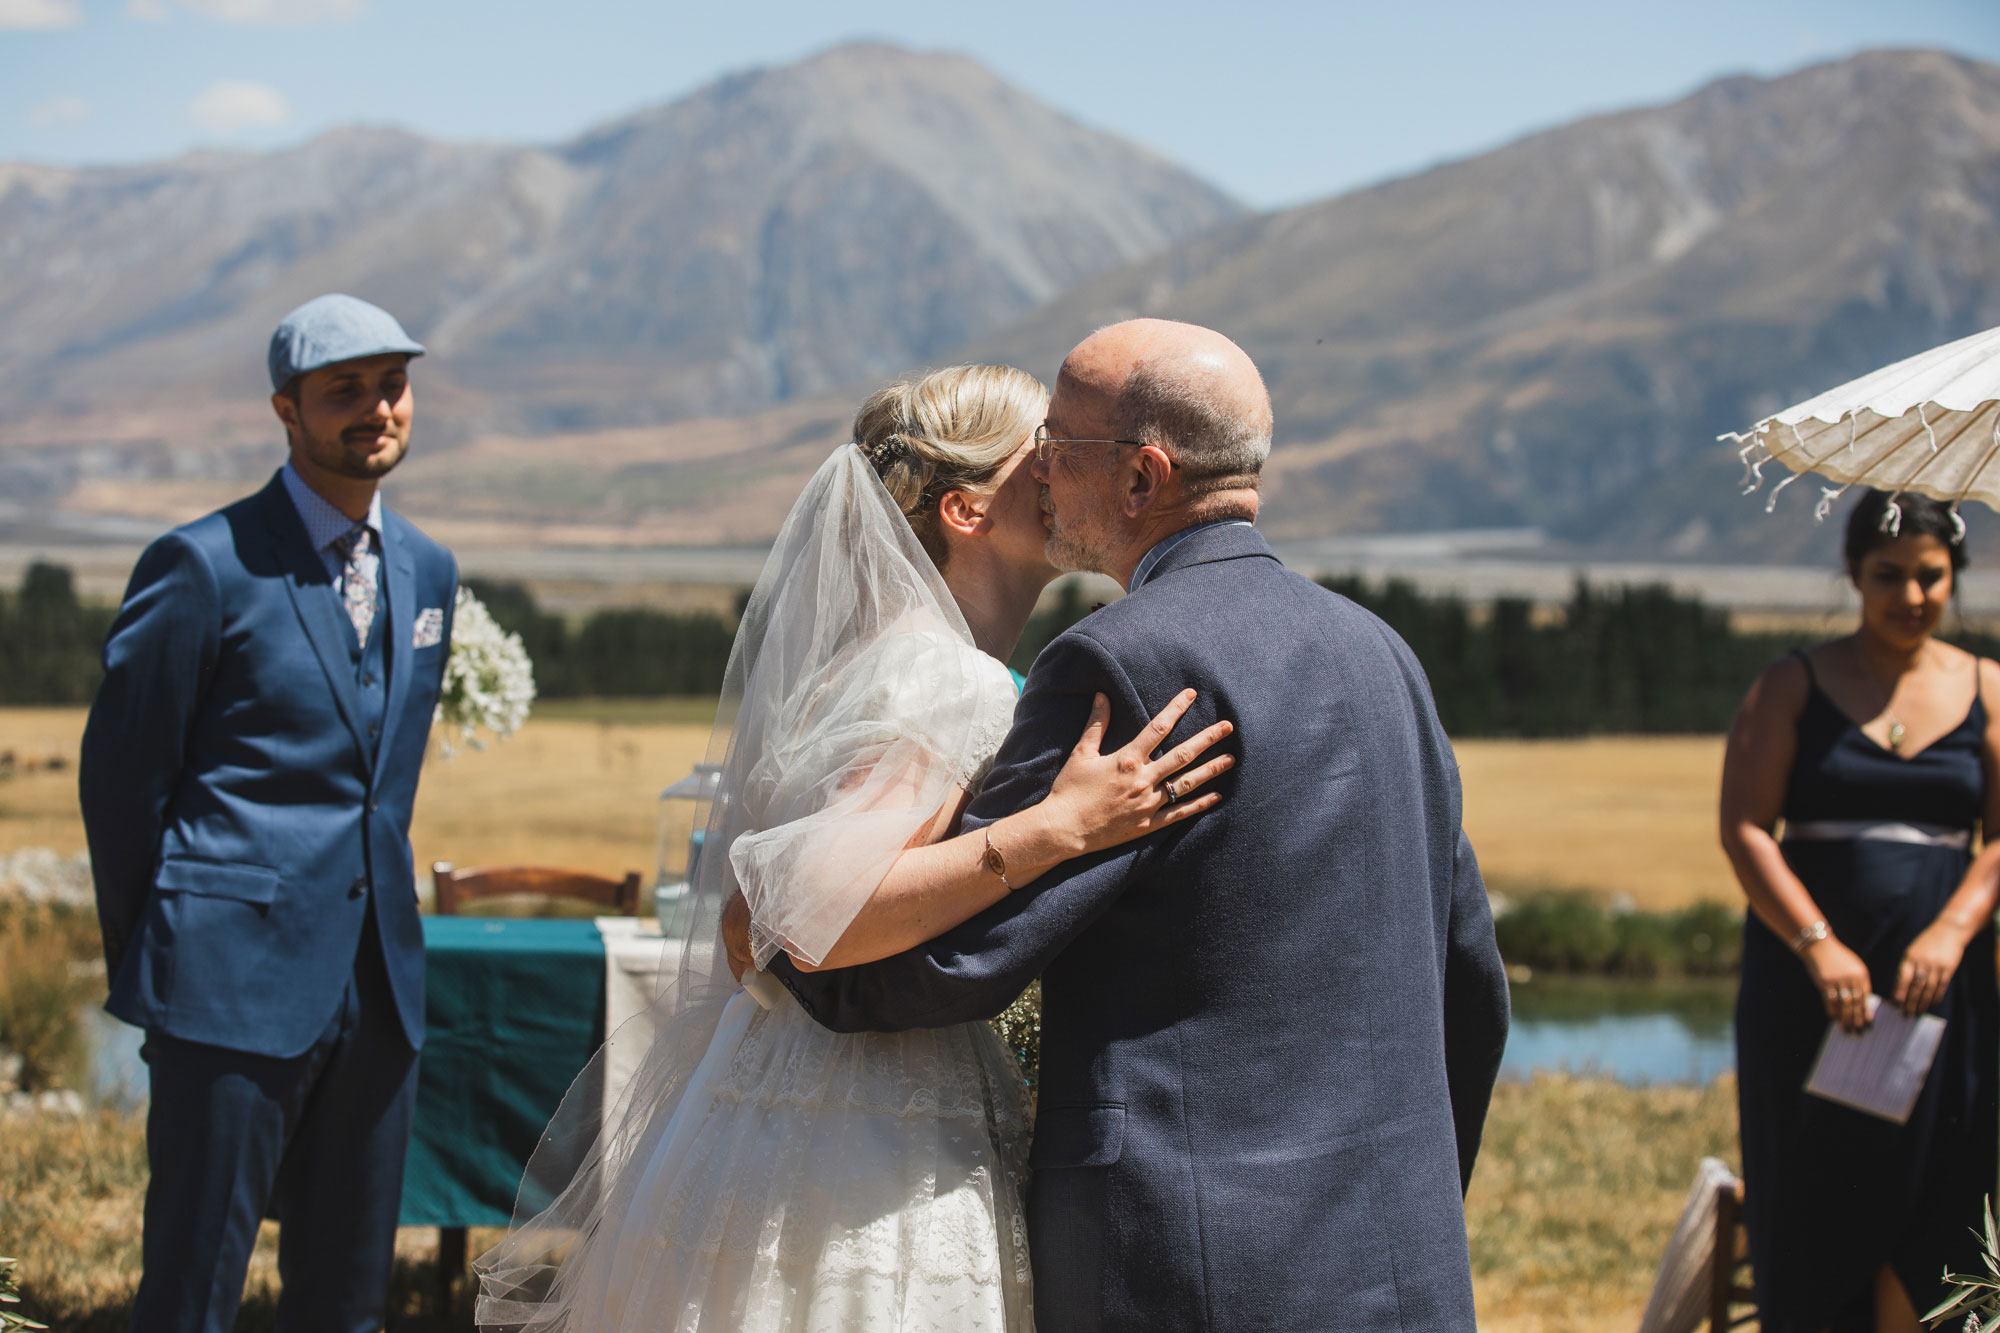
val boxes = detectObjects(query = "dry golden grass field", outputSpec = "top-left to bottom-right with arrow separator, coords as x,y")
0,706 -> 1735,911
0,1077 -> 1736,1331
1457,735 -> 1734,910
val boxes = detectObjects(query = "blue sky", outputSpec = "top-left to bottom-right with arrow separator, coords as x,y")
4,0 -> 1999,208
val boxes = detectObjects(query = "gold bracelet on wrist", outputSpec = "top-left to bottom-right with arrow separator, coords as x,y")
982,827 -> 1013,891
1789,919 -> 1830,954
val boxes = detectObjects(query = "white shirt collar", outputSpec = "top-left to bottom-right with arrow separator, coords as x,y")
1127,520 -> 1253,592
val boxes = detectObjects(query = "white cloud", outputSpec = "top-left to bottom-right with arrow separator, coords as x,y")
124,0 -> 171,18
188,79 -> 292,134
27,95 -> 89,125
179,0 -> 363,22
0,0 -> 83,30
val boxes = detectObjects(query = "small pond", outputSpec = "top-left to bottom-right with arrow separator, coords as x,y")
1502,976 -> 1735,1086
72,975 -> 1740,1108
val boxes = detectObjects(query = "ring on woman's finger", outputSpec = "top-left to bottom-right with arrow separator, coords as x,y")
1161,777 -> 1180,801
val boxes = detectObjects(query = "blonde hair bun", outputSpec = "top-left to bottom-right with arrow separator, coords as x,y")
853,364 -> 1048,570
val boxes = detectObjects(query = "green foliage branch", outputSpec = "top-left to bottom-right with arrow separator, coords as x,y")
1926,1198 -> 2000,1330
0,1256 -> 48,1331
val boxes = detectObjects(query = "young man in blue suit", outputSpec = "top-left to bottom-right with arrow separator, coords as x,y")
79,294 -> 459,1333
752,320 -> 1510,1331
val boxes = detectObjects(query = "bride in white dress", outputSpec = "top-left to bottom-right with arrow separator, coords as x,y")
475,365 -> 1233,1332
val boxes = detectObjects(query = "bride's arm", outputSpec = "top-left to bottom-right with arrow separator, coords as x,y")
744,689 -> 1233,975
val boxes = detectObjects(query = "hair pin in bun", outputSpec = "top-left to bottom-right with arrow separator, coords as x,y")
1951,506 -> 1968,545
858,435 -> 902,466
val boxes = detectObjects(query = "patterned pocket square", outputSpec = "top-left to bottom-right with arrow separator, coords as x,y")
413,607 -> 445,649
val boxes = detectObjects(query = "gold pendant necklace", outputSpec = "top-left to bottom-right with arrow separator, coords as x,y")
1859,644 -> 1910,751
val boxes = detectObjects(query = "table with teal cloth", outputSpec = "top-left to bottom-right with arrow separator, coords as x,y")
399,916 -> 607,1227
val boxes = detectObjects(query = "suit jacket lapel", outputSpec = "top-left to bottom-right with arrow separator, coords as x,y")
373,515 -> 418,771
263,475 -> 368,758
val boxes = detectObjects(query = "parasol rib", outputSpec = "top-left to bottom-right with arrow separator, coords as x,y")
1953,411 -> 2000,514
1895,402 -> 1989,497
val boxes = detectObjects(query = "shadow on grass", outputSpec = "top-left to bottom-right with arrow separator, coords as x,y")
21,1253 -> 481,1333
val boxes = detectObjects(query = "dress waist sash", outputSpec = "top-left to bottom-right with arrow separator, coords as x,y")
1783,819 -> 1973,851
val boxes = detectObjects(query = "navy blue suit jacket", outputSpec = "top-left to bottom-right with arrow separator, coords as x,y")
773,523 -> 1510,1332
80,471 -> 457,1058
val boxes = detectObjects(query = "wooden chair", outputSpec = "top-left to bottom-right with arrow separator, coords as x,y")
1710,1178 -> 1757,1330
432,862 -> 642,918
427,860 -> 642,1312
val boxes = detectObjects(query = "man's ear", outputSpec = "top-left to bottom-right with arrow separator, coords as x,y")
939,489 -> 987,537
1123,444 -> 1174,517
270,391 -> 301,444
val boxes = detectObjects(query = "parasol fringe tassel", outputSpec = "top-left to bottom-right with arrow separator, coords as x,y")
1919,402 -> 1939,453
1764,470 -> 1802,513
1815,485 -> 1851,523
1951,507 -> 1968,544
1732,434 -> 1772,494
1881,497 -> 1903,537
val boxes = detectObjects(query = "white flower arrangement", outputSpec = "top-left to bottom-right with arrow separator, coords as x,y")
434,586 -> 535,756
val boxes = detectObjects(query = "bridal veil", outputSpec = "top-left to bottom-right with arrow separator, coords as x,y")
474,444 -> 1004,1330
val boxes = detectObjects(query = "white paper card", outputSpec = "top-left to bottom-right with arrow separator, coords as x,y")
1804,995 -> 1946,1124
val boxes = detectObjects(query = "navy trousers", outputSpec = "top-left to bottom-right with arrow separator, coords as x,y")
130,918 -> 418,1333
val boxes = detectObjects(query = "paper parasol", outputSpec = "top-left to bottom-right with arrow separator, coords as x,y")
1728,322 -> 2000,531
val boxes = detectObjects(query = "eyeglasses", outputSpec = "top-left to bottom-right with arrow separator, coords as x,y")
1032,424 -> 1146,464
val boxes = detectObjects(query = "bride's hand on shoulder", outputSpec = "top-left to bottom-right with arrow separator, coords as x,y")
1041,690 -> 1234,856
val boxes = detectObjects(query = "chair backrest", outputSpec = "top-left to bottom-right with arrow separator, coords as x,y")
1637,1157 -> 1751,1333
432,862 -> 643,917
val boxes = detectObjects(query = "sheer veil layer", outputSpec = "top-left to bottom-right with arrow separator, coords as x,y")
474,445 -> 1020,1331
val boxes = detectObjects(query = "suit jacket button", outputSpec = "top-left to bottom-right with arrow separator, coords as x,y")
349,877 -> 367,898
361,673 -> 375,687
367,799 -> 378,813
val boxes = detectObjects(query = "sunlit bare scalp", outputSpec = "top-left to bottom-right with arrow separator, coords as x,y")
1037,319 -> 1271,577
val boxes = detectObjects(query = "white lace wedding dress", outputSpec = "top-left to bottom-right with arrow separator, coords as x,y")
477,448 -> 1035,1333
600,636 -> 1033,1332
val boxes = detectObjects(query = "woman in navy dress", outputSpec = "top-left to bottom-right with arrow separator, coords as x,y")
1721,489 -> 2000,1332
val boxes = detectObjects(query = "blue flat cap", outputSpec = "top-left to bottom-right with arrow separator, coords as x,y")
268,293 -> 424,390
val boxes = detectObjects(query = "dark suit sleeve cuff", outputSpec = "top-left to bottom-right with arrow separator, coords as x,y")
764,953 -> 827,1025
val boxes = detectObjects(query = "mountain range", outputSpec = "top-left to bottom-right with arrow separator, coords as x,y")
974,47 -> 2000,561
5,44 -> 2000,563
0,43 -> 1237,431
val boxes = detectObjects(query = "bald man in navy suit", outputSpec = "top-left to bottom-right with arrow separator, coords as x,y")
760,320 -> 1510,1332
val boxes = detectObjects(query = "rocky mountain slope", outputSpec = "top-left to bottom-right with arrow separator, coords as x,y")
974,48 -> 2000,560
10,47 -> 2000,564
0,42 -> 1240,438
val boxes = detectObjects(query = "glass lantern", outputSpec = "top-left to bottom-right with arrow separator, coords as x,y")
654,763 -> 721,937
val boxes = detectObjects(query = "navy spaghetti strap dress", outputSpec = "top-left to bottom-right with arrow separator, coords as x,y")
1735,654 -> 1998,1330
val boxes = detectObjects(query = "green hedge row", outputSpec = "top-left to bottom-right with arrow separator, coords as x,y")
21,559 -> 1999,731
1494,893 -> 1743,978
0,564 -> 115,706
462,579 -> 735,698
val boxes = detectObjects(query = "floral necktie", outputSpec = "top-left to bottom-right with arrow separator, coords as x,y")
331,523 -> 377,650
